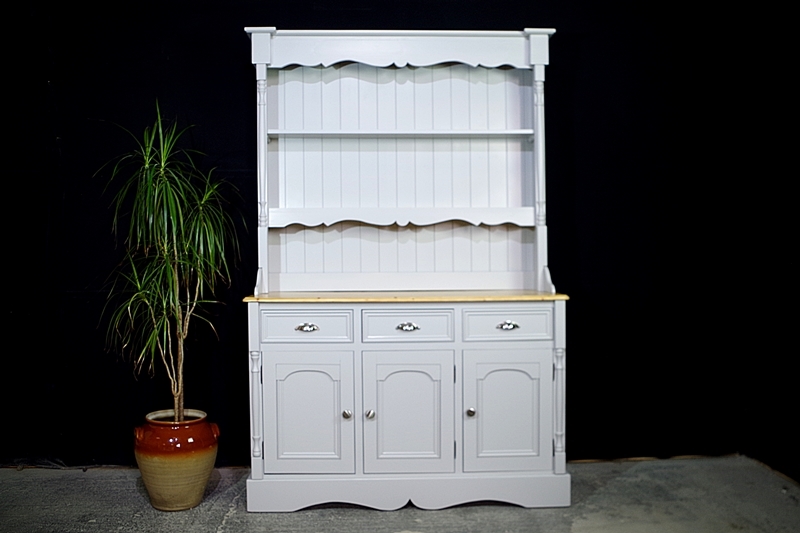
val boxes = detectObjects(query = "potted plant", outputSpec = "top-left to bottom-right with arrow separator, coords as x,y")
102,103 -> 238,511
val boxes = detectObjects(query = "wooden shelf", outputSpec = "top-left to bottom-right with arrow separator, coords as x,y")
268,130 -> 535,139
245,290 -> 569,303
268,207 -> 537,228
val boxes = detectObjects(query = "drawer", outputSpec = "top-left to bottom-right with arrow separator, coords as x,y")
463,306 -> 552,341
362,309 -> 454,342
260,310 -> 354,343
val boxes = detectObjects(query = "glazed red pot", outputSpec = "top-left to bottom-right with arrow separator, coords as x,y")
134,409 -> 219,511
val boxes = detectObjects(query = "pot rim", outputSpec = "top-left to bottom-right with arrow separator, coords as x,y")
145,409 -> 208,425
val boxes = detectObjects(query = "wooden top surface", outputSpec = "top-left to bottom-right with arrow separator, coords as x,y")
244,290 -> 568,303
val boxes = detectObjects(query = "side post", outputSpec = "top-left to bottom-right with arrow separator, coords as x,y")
248,302 -> 264,479
553,299 -> 566,474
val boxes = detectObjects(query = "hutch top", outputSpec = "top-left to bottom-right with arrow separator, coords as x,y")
244,28 -> 558,296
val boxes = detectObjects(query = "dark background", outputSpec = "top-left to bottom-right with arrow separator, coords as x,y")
6,2 -> 795,482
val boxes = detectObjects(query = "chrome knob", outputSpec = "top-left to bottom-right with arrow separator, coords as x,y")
396,322 -> 421,332
295,323 -> 319,332
496,320 -> 520,331
466,408 -> 476,417
342,410 -> 352,419
365,409 -> 376,420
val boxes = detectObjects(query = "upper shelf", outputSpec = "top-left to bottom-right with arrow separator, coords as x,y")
268,130 -> 535,139
245,28 -> 555,69
268,207 -> 537,228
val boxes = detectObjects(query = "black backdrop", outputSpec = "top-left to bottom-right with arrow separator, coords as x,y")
6,2 -> 796,482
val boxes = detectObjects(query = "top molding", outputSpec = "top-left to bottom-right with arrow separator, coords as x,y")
245,28 -> 555,68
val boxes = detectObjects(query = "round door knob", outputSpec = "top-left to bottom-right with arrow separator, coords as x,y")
342,410 -> 352,419
466,408 -> 476,417
365,409 -> 376,420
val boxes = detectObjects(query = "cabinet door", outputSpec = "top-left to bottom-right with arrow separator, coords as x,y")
362,350 -> 455,473
463,348 -> 553,472
262,351 -> 355,473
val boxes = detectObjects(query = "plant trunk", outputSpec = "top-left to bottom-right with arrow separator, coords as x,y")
173,394 -> 184,423
174,337 -> 185,422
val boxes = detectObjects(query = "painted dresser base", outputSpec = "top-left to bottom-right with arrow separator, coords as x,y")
246,472 -> 571,512
245,293 -> 568,512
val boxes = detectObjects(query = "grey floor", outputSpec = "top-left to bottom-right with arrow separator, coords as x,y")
1,455 -> 798,533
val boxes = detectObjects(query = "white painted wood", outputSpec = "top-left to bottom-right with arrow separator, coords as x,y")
245,28 -> 555,69
534,225 -> 556,293
245,29 -> 567,511
362,309 -> 454,342
554,347 -> 566,474
262,351 -> 355,473
268,208 -> 536,227
341,222 -> 361,273
554,300 -> 567,474
247,303 -> 264,478
462,305 -> 553,341
463,348 -> 553,472
533,77 -> 547,228
265,221 -> 540,292
259,309 -> 353,343
246,299 -> 568,510
362,350 -> 455,474
268,272 -> 533,292
267,62 -> 537,228
269,133 -> 534,212
247,473 -> 570,511
245,291 -> 569,303
360,225 -> 380,273
247,28 -> 553,294
270,223 -> 533,268
255,74 -> 269,295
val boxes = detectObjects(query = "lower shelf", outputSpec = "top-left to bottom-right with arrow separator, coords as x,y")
246,471 -> 571,512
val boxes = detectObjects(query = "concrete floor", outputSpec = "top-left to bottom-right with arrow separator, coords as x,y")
1,455 -> 798,532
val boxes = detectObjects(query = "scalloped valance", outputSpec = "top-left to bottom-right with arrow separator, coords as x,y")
246,28 -> 555,69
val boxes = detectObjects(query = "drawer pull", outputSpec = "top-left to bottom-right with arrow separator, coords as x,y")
294,323 -> 320,332
396,322 -> 421,332
365,409 -> 376,420
342,410 -> 352,419
496,320 -> 520,331
466,408 -> 477,417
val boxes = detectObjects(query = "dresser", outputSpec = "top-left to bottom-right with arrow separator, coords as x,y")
244,28 -> 568,511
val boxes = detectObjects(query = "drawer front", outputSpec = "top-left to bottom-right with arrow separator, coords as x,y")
463,306 -> 552,341
362,309 -> 454,342
260,310 -> 354,343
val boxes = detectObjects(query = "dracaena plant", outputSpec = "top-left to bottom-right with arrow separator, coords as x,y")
103,103 -> 238,422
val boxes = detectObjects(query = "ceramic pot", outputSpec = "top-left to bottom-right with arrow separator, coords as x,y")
134,409 -> 219,511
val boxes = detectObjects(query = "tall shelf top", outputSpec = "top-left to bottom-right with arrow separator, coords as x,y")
246,28 -> 557,294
